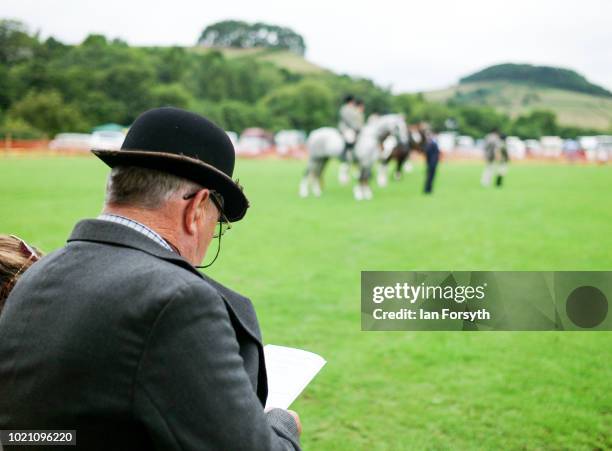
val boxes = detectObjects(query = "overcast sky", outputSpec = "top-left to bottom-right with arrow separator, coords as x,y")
3,0 -> 611,93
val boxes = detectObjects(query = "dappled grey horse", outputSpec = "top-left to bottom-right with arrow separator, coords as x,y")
299,115 -> 409,199
299,127 -> 345,197
353,114 -> 408,200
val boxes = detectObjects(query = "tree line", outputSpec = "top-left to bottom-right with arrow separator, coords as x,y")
0,19 -> 603,141
198,20 -> 306,56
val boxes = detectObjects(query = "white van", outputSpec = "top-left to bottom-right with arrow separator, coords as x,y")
49,133 -> 92,151
506,136 -> 526,159
90,131 -> 126,150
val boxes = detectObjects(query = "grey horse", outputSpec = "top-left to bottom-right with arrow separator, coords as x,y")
353,114 -> 408,200
299,115 -> 408,200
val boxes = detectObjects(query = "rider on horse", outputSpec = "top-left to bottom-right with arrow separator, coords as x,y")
338,95 -> 364,185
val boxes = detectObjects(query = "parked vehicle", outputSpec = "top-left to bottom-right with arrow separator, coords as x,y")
524,139 -> 542,156
456,135 -> 475,150
594,135 -> 612,163
540,136 -> 563,158
563,139 -> 581,162
505,136 -> 526,159
90,131 -> 125,150
578,136 -> 598,153
436,132 -> 456,153
92,123 -> 125,133
236,128 -> 274,155
49,133 -> 92,151
275,130 -> 306,155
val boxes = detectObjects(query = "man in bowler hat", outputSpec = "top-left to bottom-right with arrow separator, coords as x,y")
0,107 -> 302,450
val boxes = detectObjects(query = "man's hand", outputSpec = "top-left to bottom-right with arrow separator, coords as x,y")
287,410 -> 302,436
264,407 -> 302,437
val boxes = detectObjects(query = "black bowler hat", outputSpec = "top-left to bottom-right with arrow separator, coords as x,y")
92,107 -> 249,222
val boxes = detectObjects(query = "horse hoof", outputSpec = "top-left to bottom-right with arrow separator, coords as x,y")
299,181 -> 309,198
353,186 -> 363,201
339,164 -> 350,185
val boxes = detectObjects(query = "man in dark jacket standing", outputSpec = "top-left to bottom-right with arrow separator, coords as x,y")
424,131 -> 440,194
0,107 -> 302,450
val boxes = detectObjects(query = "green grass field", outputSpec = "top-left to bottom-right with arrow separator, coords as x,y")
1,156 -> 611,450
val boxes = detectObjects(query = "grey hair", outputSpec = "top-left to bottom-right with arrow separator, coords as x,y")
104,166 -> 202,209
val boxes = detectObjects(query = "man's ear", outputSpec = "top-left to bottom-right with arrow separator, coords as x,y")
183,189 -> 209,235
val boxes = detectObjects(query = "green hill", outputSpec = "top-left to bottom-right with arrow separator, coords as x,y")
460,63 -> 611,98
423,64 -> 612,131
192,46 -> 328,74
425,81 -> 612,131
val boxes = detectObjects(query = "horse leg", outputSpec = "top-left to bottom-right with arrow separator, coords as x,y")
338,162 -> 350,185
311,157 -> 328,197
377,161 -> 388,187
338,144 -> 352,185
481,162 -> 494,186
361,166 -> 373,200
403,159 -> 414,173
395,155 -> 404,180
299,160 -> 314,197
353,165 -> 366,201
378,146 -> 399,187
391,147 -> 404,180
400,147 -> 413,175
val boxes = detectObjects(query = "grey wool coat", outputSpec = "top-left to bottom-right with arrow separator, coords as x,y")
0,219 -> 301,451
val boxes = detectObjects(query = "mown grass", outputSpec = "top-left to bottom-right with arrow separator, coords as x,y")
0,155 -> 610,450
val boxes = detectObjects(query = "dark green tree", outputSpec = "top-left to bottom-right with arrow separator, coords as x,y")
99,63 -> 156,123
151,83 -> 193,109
262,79 -> 335,131
0,19 -> 38,65
9,90 -> 87,136
454,105 -> 510,137
511,110 -> 559,138
198,20 -> 306,55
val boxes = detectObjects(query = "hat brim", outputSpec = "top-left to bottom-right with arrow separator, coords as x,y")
92,149 -> 249,222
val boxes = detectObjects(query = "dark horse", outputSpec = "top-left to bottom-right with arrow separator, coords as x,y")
378,123 -> 428,185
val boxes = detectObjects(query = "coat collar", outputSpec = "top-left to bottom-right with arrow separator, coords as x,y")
67,219 -> 263,346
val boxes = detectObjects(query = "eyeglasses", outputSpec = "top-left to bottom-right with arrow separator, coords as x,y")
209,191 -> 232,238
182,189 -> 232,269
182,190 -> 232,238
